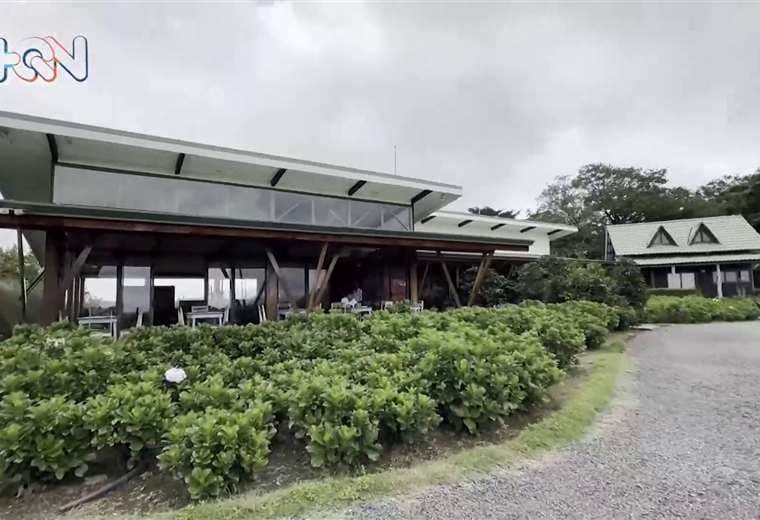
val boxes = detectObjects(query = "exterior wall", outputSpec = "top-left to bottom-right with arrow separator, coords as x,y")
641,263 -> 754,297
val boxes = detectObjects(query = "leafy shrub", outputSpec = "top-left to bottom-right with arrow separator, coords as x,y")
646,296 -> 760,323
410,328 -> 561,433
86,381 -> 174,463
512,257 -> 648,309
159,403 -> 274,499
0,301 -> 629,498
0,392 -> 92,486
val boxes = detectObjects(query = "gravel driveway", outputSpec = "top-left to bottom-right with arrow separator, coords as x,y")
336,322 -> 760,519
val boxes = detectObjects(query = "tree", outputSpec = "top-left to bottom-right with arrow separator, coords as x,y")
0,246 -> 41,282
699,169 -> 760,229
529,175 -> 606,258
467,206 -> 520,218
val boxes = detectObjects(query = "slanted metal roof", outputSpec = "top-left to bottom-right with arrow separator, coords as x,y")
607,215 -> 760,257
0,111 -> 461,220
415,210 -> 577,241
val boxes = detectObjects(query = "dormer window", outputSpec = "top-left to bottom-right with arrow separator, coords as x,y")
648,226 -> 677,247
690,223 -> 719,245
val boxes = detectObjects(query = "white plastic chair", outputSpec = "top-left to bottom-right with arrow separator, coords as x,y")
258,304 -> 268,323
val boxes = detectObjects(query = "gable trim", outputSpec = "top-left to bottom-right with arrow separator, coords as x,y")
647,225 -> 678,247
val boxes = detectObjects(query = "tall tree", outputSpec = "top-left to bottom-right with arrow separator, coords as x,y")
467,206 -> 520,218
529,175 -> 605,258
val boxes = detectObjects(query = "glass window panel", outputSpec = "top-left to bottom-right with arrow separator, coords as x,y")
81,265 -> 117,317
724,271 -> 738,283
121,265 -> 150,329
740,270 -> 750,282
234,267 -> 265,324
350,200 -> 383,229
274,191 -> 313,225
54,166 -> 413,232
154,277 -> 204,307
314,197 -> 348,227
667,273 -> 681,289
681,272 -> 696,289
208,267 -> 231,310
278,267 -> 307,308
382,206 -> 411,231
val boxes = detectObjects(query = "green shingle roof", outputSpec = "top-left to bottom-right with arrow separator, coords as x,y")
607,215 -> 760,257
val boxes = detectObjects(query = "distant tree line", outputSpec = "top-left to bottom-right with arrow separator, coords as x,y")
509,163 -> 760,259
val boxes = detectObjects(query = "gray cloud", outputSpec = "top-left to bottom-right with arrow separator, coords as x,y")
1,1 -> 759,219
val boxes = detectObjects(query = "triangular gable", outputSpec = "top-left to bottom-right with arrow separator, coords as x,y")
689,223 -> 720,245
647,225 -> 677,247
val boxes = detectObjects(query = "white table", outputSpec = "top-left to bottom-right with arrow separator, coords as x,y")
79,315 -> 118,338
279,308 -> 306,320
187,310 -> 224,327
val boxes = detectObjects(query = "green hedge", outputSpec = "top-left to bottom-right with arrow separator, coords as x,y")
646,295 -> 760,323
0,302 -> 627,499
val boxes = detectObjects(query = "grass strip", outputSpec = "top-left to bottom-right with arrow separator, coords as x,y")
162,343 -> 627,520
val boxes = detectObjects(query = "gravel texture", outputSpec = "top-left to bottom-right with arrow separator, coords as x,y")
334,322 -> 760,520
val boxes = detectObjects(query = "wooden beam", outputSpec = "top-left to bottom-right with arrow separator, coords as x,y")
467,251 -> 494,306
409,257 -> 418,303
0,213 -> 531,253
419,262 -> 429,296
307,242 -> 328,310
270,168 -> 287,187
520,226 -> 536,233
316,252 -> 342,305
490,223 -> 506,231
41,233 -> 62,325
16,228 -> 26,321
438,258 -> 461,308
458,219 -> 473,228
420,215 -> 436,224
548,229 -> 562,236
347,180 -> 366,196
265,248 -> 294,305
56,245 -> 93,306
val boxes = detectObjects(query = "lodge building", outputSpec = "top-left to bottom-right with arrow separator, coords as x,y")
0,111 -> 576,334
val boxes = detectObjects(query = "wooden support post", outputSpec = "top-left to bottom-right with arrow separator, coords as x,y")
265,248 -> 294,306
307,243 -> 328,310
41,233 -> 62,325
56,245 -> 93,306
419,262 -> 429,297
468,251 -> 494,306
316,253 -> 342,305
16,228 -> 26,322
409,256 -> 418,303
264,261 -> 277,321
438,257 -> 461,308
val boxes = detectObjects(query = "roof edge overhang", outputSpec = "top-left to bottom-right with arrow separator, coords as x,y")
0,200 -> 531,253
0,110 -> 462,218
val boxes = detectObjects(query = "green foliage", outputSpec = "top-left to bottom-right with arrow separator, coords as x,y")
458,267 -> 517,307
513,257 -> 647,310
0,392 -> 92,486
646,296 -> 760,323
159,404 -> 274,500
85,381 -> 174,463
0,302 -> 635,499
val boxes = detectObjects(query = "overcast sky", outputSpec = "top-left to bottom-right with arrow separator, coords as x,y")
2,1 -> 760,219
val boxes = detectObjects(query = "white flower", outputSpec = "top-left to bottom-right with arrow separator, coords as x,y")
164,367 -> 187,384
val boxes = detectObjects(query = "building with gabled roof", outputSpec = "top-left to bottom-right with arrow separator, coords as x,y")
606,215 -> 760,297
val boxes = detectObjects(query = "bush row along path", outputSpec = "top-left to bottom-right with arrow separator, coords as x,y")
336,322 -> 760,519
